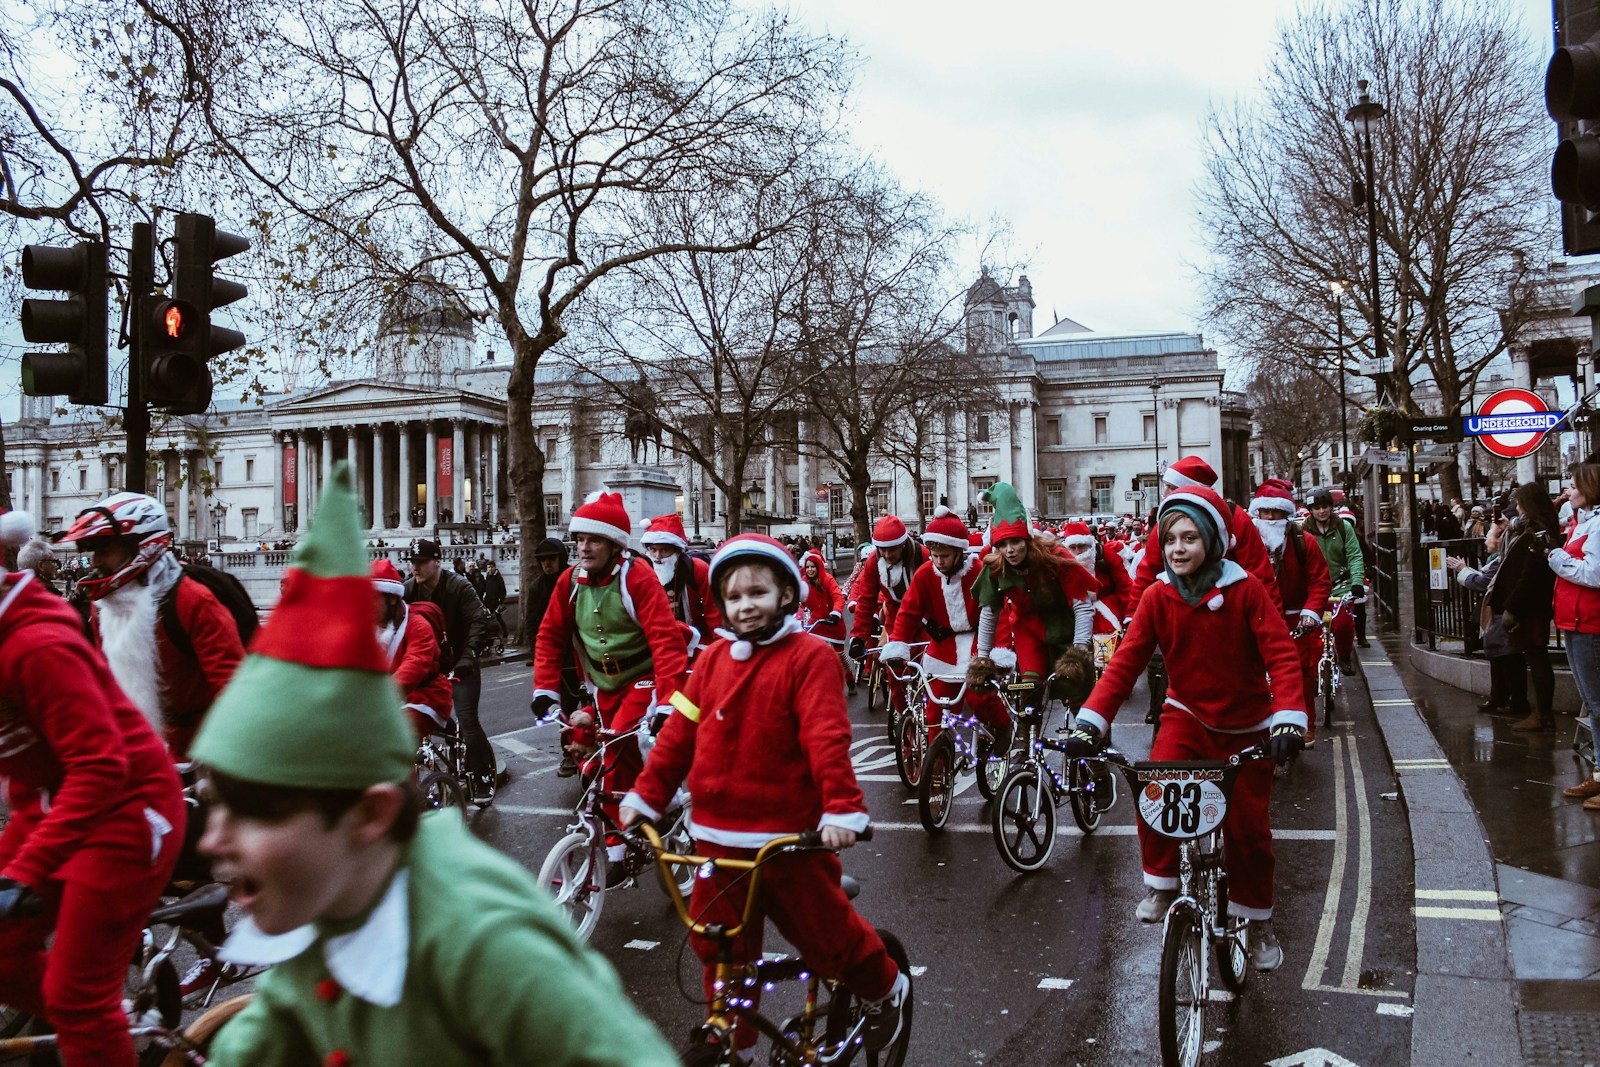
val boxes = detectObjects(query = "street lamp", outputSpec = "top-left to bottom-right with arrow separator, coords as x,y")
1345,80 -> 1389,404
746,479 -> 765,513
209,499 -> 229,541
1149,380 -> 1162,504
1329,278 -> 1353,494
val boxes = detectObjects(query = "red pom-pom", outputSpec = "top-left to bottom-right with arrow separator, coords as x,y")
324,1051 -> 351,1067
315,978 -> 342,1002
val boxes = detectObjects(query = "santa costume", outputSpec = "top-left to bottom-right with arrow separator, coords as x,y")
1078,485 -> 1305,920
800,550 -> 847,645
1247,479 -> 1332,743
849,515 -> 929,710
1126,456 -> 1282,618
0,508 -> 186,1067
640,513 -> 722,655
373,559 -> 455,739
1061,521 -> 1132,634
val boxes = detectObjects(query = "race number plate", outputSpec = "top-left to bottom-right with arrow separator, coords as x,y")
1135,771 -> 1228,839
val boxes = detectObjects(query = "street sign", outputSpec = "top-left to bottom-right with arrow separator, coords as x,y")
1360,448 -> 1407,468
1400,416 -> 1462,443
1123,490 -> 1142,501
1463,388 -> 1566,458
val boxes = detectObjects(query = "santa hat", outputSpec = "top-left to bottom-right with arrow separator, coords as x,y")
0,508 -> 36,550
370,558 -> 405,597
640,513 -> 688,552
922,505 -> 971,549
1061,521 -> 1095,554
192,462 -> 412,789
569,491 -> 632,547
1337,506 -> 1357,524
1247,479 -> 1298,517
1157,484 -> 1235,553
871,515 -> 909,548
1162,455 -> 1219,490
985,481 -> 1032,544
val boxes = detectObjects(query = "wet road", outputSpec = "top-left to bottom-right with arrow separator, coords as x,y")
471,656 -> 1417,1066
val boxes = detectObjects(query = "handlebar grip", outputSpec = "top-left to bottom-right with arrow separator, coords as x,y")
858,825 -> 874,842
795,831 -> 824,849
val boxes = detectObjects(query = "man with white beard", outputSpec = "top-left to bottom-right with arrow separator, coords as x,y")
639,512 -> 721,657
1061,521 -> 1132,635
64,493 -> 244,760
1247,479 -> 1332,746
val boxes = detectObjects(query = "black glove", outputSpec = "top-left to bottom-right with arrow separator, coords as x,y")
1064,721 -> 1104,758
848,637 -> 866,661
530,695 -> 556,722
1270,723 -> 1305,765
824,611 -> 841,626
0,878 -> 42,921
884,657 -> 907,674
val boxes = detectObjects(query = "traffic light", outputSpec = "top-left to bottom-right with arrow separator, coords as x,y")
141,212 -> 249,415
18,242 -> 108,406
1547,0 -> 1600,255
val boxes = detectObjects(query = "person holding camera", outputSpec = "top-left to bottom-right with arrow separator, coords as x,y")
1464,486 -> 1560,731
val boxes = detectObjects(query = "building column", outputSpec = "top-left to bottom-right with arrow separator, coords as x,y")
296,433 -> 310,533
488,429 -> 500,524
320,431 -> 333,506
271,431 -> 285,533
796,418 -> 812,526
372,423 -> 386,534
953,410 -> 971,512
934,412 -> 950,507
560,417 -> 579,526
996,403 -> 1015,489
1513,348 -> 1539,484
425,422 -> 439,528
397,421 -> 413,530
1016,402 -> 1037,507
175,453 -> 191,541
452,419 -> 466,523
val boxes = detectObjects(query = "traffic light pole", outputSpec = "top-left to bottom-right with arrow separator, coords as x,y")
125,222 -> 152,493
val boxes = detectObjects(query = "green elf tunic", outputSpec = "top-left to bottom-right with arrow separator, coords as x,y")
206,812 -> 677,1067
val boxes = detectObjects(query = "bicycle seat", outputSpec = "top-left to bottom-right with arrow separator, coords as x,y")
149,883 -> 230,928
840,874 -> 861,901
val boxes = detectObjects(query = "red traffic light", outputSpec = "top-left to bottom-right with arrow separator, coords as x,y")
151,298 -> 196,341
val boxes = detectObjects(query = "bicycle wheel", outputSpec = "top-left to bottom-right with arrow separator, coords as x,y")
158,993 -> 254,1066
975,737 -> 1007,800
418,771 -> 467,813
917,733 -> 957,833
894,712 -> 925,790
1068,758 -> 1104,834
1321,663 -> 1338,728
535,830 -> 605,942
867,661 -> 886,716
679,1039 -> 727,1067
991,767 -> 1056,872
659,807 -> 697,897
1158,907 -> 1207,1067
867,930 -> 914,1067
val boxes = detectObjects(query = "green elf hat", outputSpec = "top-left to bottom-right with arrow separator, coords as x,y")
192,461 -> 411,789
985,481 -> 1032,544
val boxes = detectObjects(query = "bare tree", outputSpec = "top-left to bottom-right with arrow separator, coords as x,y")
1197,0 -> 1549,501
1245,363 -> 1341,482
154,0 -> 849,617
876,345 -> 999,522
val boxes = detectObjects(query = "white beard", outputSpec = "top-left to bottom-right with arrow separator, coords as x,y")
1254,518 -> 1287,554
1066,542 -> 1096,570
98,581 -> 164,732
653,555 -> 678,585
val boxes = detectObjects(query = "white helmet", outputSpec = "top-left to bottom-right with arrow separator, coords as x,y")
65,492 -> 172,600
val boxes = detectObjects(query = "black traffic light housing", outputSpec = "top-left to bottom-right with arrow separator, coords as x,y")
141,212 -> 249,415
1548,1 -> 1600,255
19,242 -> 109,406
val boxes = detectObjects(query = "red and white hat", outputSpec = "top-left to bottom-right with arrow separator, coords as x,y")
922,506 -> 970,550
1061,521 -> 1095,553
1157,485 -> 1235,552
1162,455 -> 1219,490
871,514 -> 909,548
0,508 -> 35,550
1247,479 -> 1297,517
709,534 -> 808,605
569,491 -> 632,547
640,513 -> 688,552
370,558 -> 405,597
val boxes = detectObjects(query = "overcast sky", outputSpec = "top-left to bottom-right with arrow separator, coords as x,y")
789,0 -> 1553,342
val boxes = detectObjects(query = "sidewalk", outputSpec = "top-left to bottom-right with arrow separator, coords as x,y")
1378,580 -> 1600,1066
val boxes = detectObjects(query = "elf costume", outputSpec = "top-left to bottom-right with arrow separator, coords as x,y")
372,559 -> 454,739
1077,485 -> 1305,920
1247,480 -> 1331,743
639,513 -> 722,655
194,464 -> 676,1067
0,508 -> 186,1067
623,534 -> 900,1054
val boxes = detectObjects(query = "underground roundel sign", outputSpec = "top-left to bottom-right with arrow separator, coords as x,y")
1464,388 -> 1565,460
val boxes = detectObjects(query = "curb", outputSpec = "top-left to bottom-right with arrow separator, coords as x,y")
1361,638 -> 1524,1066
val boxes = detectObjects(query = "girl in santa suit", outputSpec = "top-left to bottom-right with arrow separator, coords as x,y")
620,535 -> 908,1059
800,550 -> 851,680
1065,485 -> 1306,971
371,559 -> 455,739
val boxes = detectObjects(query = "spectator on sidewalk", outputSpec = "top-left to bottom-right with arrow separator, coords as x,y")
1548,463 -> 1600,810
1447,520 -> 1516,715
1497,484 -> 1561,732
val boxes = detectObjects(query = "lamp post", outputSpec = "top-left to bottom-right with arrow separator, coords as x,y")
209,499 -> 228,542
1149,379 -> 1162,508
1329,279 -> 1352,495
1345,80 -> 1389,403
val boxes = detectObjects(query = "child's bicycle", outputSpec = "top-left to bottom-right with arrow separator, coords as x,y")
414,711 -> 471,812
883,662 -> 1009,832
987,670 -> 1119,872
1099,744 -> 1273,1067
852,621 -> 888,714
534,713 -> 694,942
1290,592 -> 1355,732
0,884 -> 254,1066
632,823 -> 914,1067
879,648 -> 932,788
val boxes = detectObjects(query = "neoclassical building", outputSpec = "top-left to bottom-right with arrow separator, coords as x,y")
7,272 -> 1251,547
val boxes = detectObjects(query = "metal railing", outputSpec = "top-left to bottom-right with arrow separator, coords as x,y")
1370,532 -> 1400,633
1410,535 -> 1563,654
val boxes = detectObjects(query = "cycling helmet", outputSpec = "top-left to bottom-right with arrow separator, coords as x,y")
65,492 -> 173,601
707,534 -> 807,614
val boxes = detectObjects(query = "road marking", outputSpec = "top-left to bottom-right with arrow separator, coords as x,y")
1302,983 -> 1410,999
1414,889 -> 1497,902
910,966 -> 927,977
857,774 -> 905,783
490,725 -> 542,741
1268,1050 -> 1364,1067
1304,735 -> 1348,995
1207,989 -> 1234,1002
1036,977 -> 1073,990
1371,699 -> 1415,707
1202,1040 -> 1221,1054
1412,906 -> 1502,921
1342,733 -> 1375,989
1392,758 -> 1449,768
496,737 -> 534,756
624,939 -> 659,951
1376,1003 -> 1414,1018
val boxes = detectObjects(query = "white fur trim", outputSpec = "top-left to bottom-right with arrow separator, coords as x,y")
568,516 -> 632,546
819,811 -> 871,833
1247,495 -> 1295,517
1159,490 -> 1233,552
640,530 -> 689,550
373,579 -> 404,597
872,531 -> 910,548
1162,467 -> 1205,489
880,639 -> 912,662
531,688 -> 561,707
730,640 -> 753,660
1299,609 -> 1323,626
989,647 -> 1017,671
939,568 -> 972,633
0,511 -> 36,548
620,790 -> 661,822
1075,708 -> 1110,735
1144,872 -> 1180,890
932,505 -> 954,519
1206,593 -> 1224,611
1271,709 -> 1309,731
923,530 -> 971,549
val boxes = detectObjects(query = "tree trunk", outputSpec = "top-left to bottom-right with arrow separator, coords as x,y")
850,461 -> 871,545
507,333 -> 553,652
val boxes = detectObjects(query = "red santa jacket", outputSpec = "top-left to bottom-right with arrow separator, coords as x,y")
1128,502 -> 1282,615
0,571 -> 184,891
849,543 -> 929,640
883,555 -> 982,678
800,551 -> 846,644
531,555 -> 688,708
1271,525 -> 1333,623
384,607 -> 454,725
664,555 -> 724,653
1079,562 -> 1307,738
623,630 -> 867,846
1093,549 -> 1133,634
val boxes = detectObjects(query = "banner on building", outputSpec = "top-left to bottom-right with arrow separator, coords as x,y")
437,437 -> 454,498
283,445 -> 297,497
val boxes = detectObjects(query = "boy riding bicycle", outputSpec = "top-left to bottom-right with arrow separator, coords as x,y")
620,534 -> 908,1063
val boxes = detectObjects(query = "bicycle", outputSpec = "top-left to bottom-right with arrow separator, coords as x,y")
988,671 -> 1119,872
851,620 -> 887,714
534,714 -> 694,942
1098,744 -> 1272,1067
632,823 -> 914,1067
1290,592 -> 1355,732
880,649 -> 932,789
414,713 -> 471,812
886,664 -> 1009,832
0,885 -> 254,1066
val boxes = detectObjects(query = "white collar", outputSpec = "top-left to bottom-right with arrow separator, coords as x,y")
937,556 -> 976,584
1155,559 -> 1248,589
218,868 -> 411,1007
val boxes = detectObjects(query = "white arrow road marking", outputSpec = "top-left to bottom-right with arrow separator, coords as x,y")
624,939 -> 659,951
496,737 -> 535,756
849,738 -> 900,774
1266,1050 -> 1364,1067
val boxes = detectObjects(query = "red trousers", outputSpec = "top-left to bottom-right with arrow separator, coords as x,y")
1331,605 -> 1355,661
1290,623 -> 1320,743
0,796 -> 183,1067
590,680 -> 654,824
924,677 -> 1011,739
689,840 -> 898,1051
1137,711 -> 1276,919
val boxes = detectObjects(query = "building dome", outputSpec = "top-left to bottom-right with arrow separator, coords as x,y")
372,270 -> 477,388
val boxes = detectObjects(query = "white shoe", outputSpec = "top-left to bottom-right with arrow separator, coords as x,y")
1249,919 -> 1283,971
1136,888 -> 1177,923
862,971 -> 909,1050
